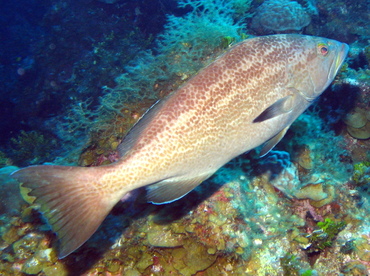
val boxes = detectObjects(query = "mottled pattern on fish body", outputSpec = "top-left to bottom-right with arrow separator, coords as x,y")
11,34 -> 348,258
103,34 -> 347,201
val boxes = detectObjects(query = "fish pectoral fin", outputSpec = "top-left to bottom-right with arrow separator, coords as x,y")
259,126 -> 290,157
253,95 -> 295,123
147,173 -> 213,205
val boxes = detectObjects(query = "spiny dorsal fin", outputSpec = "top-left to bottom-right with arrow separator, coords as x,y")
147,173 -> 214,204
11,165 -> 115,258
253,95 -> 295,123
259,126 -> 290,157
118,99 -> 168,157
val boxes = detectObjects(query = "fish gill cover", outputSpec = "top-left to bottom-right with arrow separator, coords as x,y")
0,0 -> 369,275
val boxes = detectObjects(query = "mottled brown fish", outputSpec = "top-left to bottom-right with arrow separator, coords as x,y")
11,34 -> 348,258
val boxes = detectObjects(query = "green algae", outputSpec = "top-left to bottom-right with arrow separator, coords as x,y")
353,161 -> 370,185
280,253 -> 311,276
307,218 -> 346,252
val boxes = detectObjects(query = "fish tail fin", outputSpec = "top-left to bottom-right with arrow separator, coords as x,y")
11,165 -> 117,258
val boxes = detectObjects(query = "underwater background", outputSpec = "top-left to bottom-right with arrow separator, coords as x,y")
0,0 -> 369,275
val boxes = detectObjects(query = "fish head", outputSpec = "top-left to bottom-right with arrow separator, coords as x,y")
287,36 -> 349,101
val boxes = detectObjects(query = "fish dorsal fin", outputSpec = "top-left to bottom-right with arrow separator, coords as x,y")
253,94 -> 296,123
259,126 -> 290,157
118,98 -> 168,157
147,173 -> 213,204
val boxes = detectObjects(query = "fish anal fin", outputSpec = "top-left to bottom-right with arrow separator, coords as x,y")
11,165 -> 116,258
147,173 -> 213,204
260,126 -> 290,157
253,95 -> 295,123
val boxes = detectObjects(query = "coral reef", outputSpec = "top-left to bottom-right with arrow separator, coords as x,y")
251,0 -> 313,34
0,151 -> 11,168
0,0 -> 369,275
8,130 -> 58,167
344,107 -> 370,140
48,0 -> 249,158
306,218 -> 347,252
0,166 -> 24,217
0,128 -> 369,275
352,161 -> 370,186
156,0 -> 246,77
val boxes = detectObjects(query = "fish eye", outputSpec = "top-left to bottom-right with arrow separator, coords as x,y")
318,43 -> 329,56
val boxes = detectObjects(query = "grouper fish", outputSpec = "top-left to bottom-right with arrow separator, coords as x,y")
11,34 -> 349,258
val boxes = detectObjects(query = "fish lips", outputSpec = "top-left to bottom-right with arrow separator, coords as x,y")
328,42 -> 349,81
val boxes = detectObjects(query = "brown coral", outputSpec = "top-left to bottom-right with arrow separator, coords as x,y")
251,0 -> 311,34
344,108 -> 370,139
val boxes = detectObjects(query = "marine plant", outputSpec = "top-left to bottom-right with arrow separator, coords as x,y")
300,269 -> 315,276
158,0 -> 246,75
9,130 -> 57,166
0,151 -> 11,168
65,0 -> 249,147
280,253 -> 301,276
306,218 -> 346,252
280,253 -> 316,276
352,161 -> 370,185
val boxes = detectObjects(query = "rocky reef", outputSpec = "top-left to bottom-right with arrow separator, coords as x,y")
0,0 -> 369,275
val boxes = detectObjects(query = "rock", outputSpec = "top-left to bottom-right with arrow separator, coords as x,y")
0,166 -> 26,215
341,261 -> 368,276
13,233 -> 41,260
347,122 -> 370,140
106,258 -> 121,273
172,242 -> 217,275
122,269 -> 141,276
21,257 -> 43,275
297,146 -> 313,169
136,252 -> 153,273
251,0 -> 311,33
354,238 -> 370,262
344,108 -> 370,139
147,225 -> 184,248
294,183 -> 327,201
42,262 -> 68,276
344,109 -> 368,128
209,214 -> 227,226
310,185 -> 336,208
35,248 -> 57,263
2,227 -> 19,245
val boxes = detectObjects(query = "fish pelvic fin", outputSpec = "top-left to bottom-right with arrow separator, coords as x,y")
147,173 -> 214,204
259,125 -> 290,157
11,165 -> 116,258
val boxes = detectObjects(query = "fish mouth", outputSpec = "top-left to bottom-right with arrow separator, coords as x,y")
329,42 -> 349,80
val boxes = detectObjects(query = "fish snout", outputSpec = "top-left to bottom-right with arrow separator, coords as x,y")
338,42 -> 349,68
328,42 -> 349,82
335,42 -> 349,74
